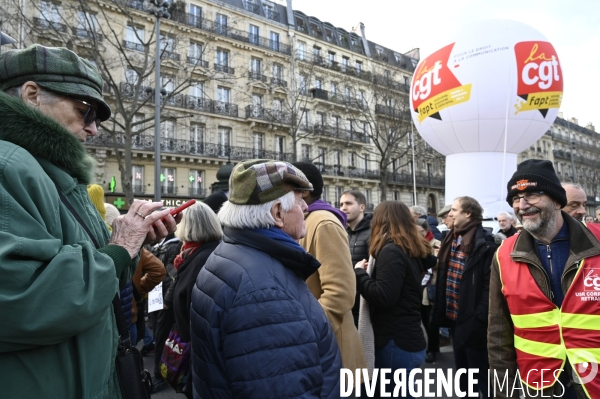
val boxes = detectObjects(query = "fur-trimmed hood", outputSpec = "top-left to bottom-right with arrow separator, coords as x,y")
0,90 -> 94,184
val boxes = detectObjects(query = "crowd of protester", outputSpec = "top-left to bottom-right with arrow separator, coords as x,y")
3,44 -> 600,399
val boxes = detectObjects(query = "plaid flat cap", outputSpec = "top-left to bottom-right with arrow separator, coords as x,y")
229,159 -> 313,205
0,44 -> 111,120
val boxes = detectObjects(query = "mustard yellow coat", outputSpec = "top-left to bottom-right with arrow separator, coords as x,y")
299,210 -> 367,373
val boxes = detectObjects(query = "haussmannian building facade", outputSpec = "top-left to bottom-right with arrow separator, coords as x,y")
3,0 -> 447,213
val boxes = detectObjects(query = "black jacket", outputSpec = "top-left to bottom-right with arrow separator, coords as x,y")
432,224 -> 497,349
347,213 -> 372,264
347,213 -> 372,326
421,215 -> 442,240
172,240 -> 220,343
355,241 -> 432,352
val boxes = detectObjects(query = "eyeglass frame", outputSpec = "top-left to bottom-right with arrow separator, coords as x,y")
68,96 -> 101,127
511,191 -> 545,205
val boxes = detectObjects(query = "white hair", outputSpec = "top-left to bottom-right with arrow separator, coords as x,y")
218,191 -> 296,229
497,211 -> 514,221
5,85 -> 60,103
410,205 -> 427,216
175,202 -> 223,243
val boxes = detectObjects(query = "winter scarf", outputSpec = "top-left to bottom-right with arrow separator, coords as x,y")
437,219 -> 481,270
307,199 -> 348,228
174,241 -> 203,270
358,255 -> 376,379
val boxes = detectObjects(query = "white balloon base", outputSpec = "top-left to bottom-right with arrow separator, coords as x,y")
445,152 -> 517,218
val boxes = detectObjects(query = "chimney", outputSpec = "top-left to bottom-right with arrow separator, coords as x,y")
285,0 -> 295,28
558,112 -> 563,119
570,117 -> 578,126
358,22 -> 371,57
586,122 -> 595,132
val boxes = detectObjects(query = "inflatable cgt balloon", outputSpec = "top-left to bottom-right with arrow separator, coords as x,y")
410,19 -> 563,217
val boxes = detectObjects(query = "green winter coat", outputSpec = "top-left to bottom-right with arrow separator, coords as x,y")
0,91 -> 134,398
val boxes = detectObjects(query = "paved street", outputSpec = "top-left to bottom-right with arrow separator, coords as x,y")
141,337 -> 463,399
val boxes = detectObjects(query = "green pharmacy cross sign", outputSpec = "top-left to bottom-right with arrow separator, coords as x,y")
189,175 -> 195,182
113,197 -> 126,209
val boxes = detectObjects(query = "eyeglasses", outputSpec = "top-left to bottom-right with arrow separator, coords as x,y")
511,191 -> 545,205
70,97 -> 100,127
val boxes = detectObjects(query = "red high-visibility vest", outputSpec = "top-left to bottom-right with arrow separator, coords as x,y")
497,223 -> 600,398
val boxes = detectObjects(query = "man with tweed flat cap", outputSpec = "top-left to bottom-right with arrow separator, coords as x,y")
190,159 -> 342,399
0,45 -> 179,398
489,159 -> 600,398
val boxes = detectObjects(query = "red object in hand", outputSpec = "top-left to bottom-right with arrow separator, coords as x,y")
169,199 -> 196,216
153,199 -> 196,226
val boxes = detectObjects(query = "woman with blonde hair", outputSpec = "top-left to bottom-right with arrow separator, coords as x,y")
355,201 -> 436,397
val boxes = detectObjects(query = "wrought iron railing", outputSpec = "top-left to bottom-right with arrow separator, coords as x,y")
270,77 -> 287,87
85,134 -> 294,162
187,57 -> 209,68
33,17 -> 68,33
214,63 -> 235,74
122,40 -> 144,52
248,71 -> 267,82
245,106 -> 292,124
72,27 -> 103,41
312,124 -> 368,143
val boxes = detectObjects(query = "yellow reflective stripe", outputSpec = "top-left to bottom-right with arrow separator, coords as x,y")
512,309 -> 560,329
566,348 -> 600,364
562,313 -> 600,330
514,335 -> 565,359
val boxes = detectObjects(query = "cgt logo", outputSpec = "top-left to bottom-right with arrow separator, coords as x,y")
583,270 -> 600,291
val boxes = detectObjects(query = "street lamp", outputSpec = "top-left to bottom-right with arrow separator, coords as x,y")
147,0 -> 170,203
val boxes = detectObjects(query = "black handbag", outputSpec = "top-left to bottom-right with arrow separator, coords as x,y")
57,191 -> 152,399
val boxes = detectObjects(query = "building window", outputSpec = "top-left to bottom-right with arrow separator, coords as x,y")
357,90 -> 365,107
356,61 -> 362,73
322,185 -> 329,203
315,78 -> 322,89
253,132 -> 264,157
161,75 -> 174,95
160,167 -> 176,194
125,25 -> 144,49
217,86 -> 230,103
332,149 -> 341,166
317,147 -> 326,168
216,49 -> 229,71
190,123 -> 205,153
250,58 -> 261,74
159,34 -> 176,56
160,120 -> 175,138
328,52 -> 335,66
189,42 -> 203,64
132,165 -> 144,193
301,109 -> 310,129
332,115 -> 341,132
301,144 -> 311,161
275,135 -> 285,159
270,32 -> 279,51
296,41 -> 305,60
348,152 -> 356,167
316,112 -> 326,128
365,189 -> 372,206
249,24 -> 259,45
76,11 -> 99,36
393,191 -> 400,201
189,169 -> 204,196
330,83 -> 338,98
272,63 -> 283,80
342,57 -> 349,72
335,186 -> 344,205
41,1 -> 61,25
215,13 -> 228,34
298,74 -> 308,95
218,127 -> 231,157
189,4 -> 202,25
190,82 -> 204,98
132,113 -> 144,133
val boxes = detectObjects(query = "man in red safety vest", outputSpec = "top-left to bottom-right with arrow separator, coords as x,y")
489,159 -> 600,399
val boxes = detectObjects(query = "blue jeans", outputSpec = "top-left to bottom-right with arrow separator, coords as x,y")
143,325 -> 154,346
375,340 -> 426,398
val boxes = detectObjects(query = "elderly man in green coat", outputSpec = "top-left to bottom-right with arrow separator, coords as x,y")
0,45 -> 179,398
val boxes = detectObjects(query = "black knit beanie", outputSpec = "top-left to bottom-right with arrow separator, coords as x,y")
506,159 -> 567,207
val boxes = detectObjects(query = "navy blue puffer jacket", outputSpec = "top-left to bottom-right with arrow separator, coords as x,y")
190,227 -> 342,399
119,280 -> 134,327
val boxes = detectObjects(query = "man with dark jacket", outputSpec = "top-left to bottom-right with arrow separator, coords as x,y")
432,196 -> 497,399
340,190 -> 372,326
489,160 -> 600,399
190,159 -> 341,399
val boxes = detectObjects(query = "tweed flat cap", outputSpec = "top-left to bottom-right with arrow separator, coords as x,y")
229,159 -> 313,205
0,44 -> 111,120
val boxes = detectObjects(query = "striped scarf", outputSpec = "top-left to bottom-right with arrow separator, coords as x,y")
445,237 -> 466,320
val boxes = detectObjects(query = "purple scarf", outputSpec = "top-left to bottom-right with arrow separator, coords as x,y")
307,199 -> 347,228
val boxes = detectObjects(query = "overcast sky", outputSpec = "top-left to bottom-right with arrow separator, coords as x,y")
292,0 -> 599,131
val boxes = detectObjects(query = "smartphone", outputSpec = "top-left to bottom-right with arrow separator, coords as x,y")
169,199 -> 196,216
